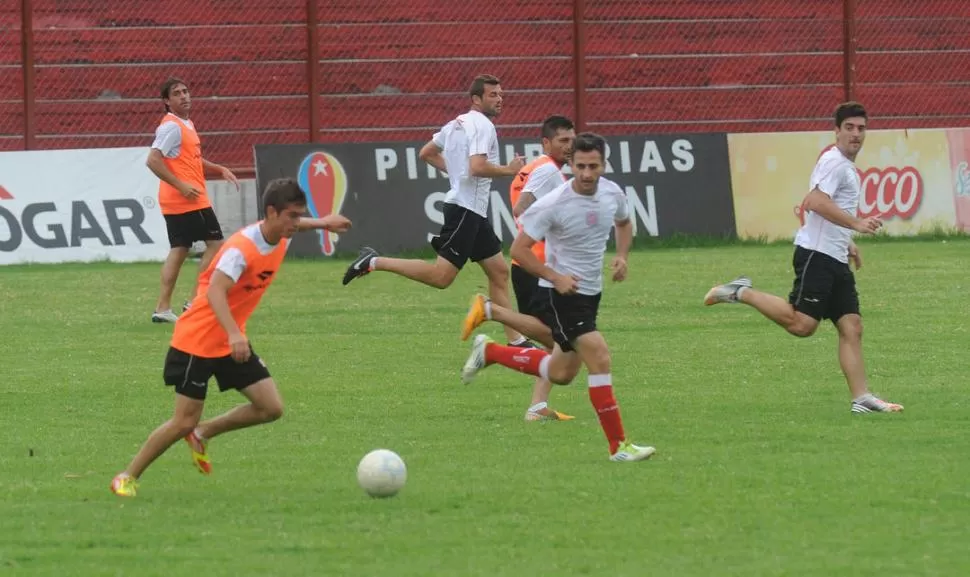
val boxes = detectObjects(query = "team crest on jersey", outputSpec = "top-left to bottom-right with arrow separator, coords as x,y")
586,211 -> 599,226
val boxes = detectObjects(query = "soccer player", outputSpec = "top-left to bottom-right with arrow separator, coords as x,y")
110,178 -> 352,497
460,132 -> 656,462
147,77 -> 240,323
341,74 -> 528,345
704,101 -> 903,414
504,114 -> 576,422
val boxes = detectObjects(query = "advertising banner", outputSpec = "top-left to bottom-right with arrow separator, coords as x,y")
728,129 -> 957,240
0,147 -> 169,265
254,133 -> 736,258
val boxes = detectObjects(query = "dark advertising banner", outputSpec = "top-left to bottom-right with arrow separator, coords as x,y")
253,133 -> 735,258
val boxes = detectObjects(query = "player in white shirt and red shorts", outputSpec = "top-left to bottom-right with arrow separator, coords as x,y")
342,75 -> 528,346
704,101 -> 903,414
460,132 -> 656,463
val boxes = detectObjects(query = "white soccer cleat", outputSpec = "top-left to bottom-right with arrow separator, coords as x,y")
704,276 -> 752,305
609,441 -> 656,462
461,334 -> 493,385
151,310 -> 179,323
851,393 -> 904,414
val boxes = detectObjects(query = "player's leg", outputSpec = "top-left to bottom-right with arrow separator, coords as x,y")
111,348 -> 211,496
704,247 -> 820,337
342,203 -> 473,288
184,208 -> 225,311
153,213 -> 192,322
565,299 -> 654,462
828,270 -> 902,413
187,348 -> 281,472
462,334 -> 583,386
462,293 -> 554,348
472,223 -> 525,344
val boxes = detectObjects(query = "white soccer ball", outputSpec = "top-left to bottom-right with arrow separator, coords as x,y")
356,449 -> 407,498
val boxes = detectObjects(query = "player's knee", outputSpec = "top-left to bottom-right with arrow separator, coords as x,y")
788,322 -> 817,338
837,316 -> 863,341
259,402 -> 284,422
172,415 -> 200,436
429,268 -> 457,289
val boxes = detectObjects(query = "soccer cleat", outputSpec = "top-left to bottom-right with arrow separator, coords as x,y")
851,393 -> 904,414
525,407 -> 575,422
184,431 -> 212,475
461,334 -> 493,384
509,339 -> 540,349
609,441 -> 656,462
342,246 -> 378,286
151,310 -> 179,323
461,294 -> 489,341
703,276 -> 752,305
110,473 -> 138,497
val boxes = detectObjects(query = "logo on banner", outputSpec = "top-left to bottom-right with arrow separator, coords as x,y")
0,185 -> 11,200
297,151 -> 348,256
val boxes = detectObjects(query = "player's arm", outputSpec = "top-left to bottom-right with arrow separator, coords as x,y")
512,191 -> 536,218
611,217 -> 633,282
296,214 -> 352,232
145,148 -> 197,198
202,158 -> 240,190
469,153 -> 522,178
418,140 -> 447,172
207,265 -> 251,362
510,233 -> 558,283
802,167 -> 881,234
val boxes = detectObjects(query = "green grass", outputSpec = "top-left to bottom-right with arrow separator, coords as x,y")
1,240 -> 968,577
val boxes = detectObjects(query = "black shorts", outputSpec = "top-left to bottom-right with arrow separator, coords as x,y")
788,246 -> 860,322
162,345 -> 271,401
531,287 -> 601,352
511,264 -> 541,316
430,202 -> 502,270
163,207 -> 224,249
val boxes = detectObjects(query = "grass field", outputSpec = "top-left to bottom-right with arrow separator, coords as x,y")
1,239 -> 968,577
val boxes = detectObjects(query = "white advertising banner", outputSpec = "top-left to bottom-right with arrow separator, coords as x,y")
0,147 -> 168,265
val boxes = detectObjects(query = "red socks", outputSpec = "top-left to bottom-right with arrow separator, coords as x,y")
588,374 -> 625,454
484,343 -> 548,376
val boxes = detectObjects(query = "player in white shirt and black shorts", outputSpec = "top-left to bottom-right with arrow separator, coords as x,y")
704,101 -> 903,414
459,133 -> 656,463
341,75 -> 528,345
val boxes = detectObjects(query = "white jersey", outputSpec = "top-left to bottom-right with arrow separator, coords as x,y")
794,146 -> 860,263
151,115 -> 197,158
522,157 -> 566,200
520,177 -> 630,296
432,110 -> 499,217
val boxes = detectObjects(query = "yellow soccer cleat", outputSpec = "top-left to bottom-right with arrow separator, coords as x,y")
110,473 -> 138,497
461,294 -> 489,341
525,407 -> 576,422
184,431 -> 212,475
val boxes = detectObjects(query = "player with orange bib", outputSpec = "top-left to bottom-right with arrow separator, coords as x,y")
503,115 -> 576,421
147,77 -> 240,323
111,178 -> 352,497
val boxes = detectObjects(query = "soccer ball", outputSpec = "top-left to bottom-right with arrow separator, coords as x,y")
356,449 -> 407,498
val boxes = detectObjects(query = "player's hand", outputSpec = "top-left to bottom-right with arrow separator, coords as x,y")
507,154 -> 526,174
553,273 -> 580,295
229,333 -> 251,363
323,214 -> 352,233
611,256 -> 628,282
848,243 -> 863,270
221,166 -> 240,191
852,216 -> 882,234
178,182 -> 201,199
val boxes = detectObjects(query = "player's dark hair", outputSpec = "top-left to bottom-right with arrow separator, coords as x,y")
541,115 -> 575,140
835,101 -> 867,127
572,132 -> 607,161
262,177 -> 307,214
160,77 -> 187,112
469,74 -> 501,99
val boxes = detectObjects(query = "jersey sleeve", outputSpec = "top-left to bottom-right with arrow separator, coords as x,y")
522,163 -> 562,200
613,187 -> 631,221
214,248 -> 247,282
151,121 -> 182,158
811,155 -> 845,197
468,117 -> 495,157
520,199 -> 555,242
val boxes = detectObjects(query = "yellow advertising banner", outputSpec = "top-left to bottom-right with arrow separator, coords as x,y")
728,129 -> 958,240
